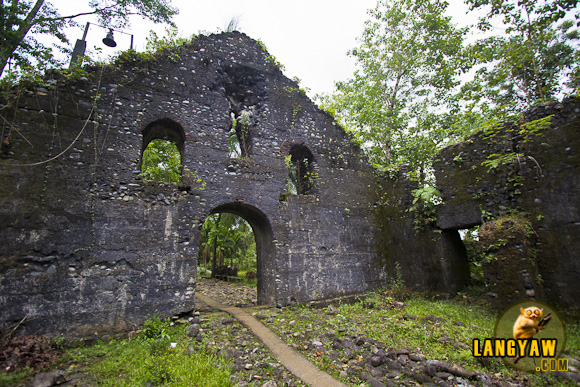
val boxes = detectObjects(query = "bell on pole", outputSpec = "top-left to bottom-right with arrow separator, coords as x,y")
102,29 -> 117,47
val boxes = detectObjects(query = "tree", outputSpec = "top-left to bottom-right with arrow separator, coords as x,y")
467,0 -> 579,30
0,0 -> 178,78
141,139 -> 181,183
198,213 -> 256,275
464,0 -> 580,114
318,0 -> 469,179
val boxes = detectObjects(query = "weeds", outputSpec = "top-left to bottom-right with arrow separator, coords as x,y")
63,317 -> 233,386
142,315 -> 171,340
259,290 -> 580,387
3,294 -> 579,387
407,185 -> 441,232
237,270 -> 257,288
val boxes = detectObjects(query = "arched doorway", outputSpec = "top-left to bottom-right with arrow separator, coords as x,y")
201,202 -> 276,305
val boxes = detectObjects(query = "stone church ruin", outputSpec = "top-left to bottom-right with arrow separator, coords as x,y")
1,32 -> 578,338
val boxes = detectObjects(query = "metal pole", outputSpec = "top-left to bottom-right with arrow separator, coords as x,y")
69,24 -> 90,68
81,22 -> 90,40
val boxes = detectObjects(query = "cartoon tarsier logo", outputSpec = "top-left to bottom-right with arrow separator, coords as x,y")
512,306 -> 551,364
486,300 -> 567,372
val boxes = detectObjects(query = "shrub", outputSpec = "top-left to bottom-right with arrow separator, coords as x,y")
142,315 -> 171,340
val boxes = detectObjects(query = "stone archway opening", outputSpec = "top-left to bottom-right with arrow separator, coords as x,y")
198,213 -> 257,285
458,226 -> 485,290
140,119 -> 186,182
199,202 -> 276,305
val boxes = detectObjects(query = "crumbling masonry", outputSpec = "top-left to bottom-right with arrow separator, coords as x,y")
1,32 -> 578,338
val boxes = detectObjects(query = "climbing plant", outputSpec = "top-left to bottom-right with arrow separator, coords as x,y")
228,111 -> 252,159
407,185 -> 442,232
480,115 -> 553,176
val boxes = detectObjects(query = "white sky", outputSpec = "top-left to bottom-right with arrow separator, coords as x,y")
52,0 -> 476,97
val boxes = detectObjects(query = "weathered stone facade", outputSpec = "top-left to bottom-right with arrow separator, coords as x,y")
434,97 -> 580,310
0,32 -> 443,338
1,32 -> 578,338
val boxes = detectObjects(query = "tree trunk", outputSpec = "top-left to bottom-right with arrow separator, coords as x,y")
0,55 -> 11,79
524,5 -> 544,104
240,240 -> 244,270
211,213 -> 222,277
0,0 -> 45,78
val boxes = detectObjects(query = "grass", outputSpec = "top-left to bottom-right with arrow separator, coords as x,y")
567,321 -> 580,354
72,340 -> 231,386
260,293 -> 495,380
0,369 -> 31,387
2,288 -> 579,387
197,266 -> 258,288
258,289 -> 580,386
237,270 -> 257,288
62,321 -> 233,387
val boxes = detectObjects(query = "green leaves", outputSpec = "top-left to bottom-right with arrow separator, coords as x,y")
318,0 -> 578,182
0,0 -> 178,79
87,0 -> 178,29
318,0 -> 469,180
145,25 -> 190,53
464,0 -> 580,114
142,315 -> 172,340
140,139 -> 181,183
481,153 -> 522,172
519,114 -> 553,143
408,185 -> 442,231
199,213 -> 256,272
411,185 -> 441,206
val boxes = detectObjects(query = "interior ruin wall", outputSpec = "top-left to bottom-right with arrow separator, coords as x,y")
434,97 -> 580,311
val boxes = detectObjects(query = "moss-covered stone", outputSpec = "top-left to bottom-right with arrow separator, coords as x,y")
478,216 -> 544,310
434,97 -> 580,310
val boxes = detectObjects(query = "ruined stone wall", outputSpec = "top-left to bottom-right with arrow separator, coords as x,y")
374,169 -> 470,295
434,97 -> 580,309
0,32 -> 383,337
0,32 -> 478,338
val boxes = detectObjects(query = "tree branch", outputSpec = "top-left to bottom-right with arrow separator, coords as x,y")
2,0 -> 44,60
388,68 -> 409,110
11,0 -> 21,20
22,0 -> 44,28
35,3 -> 120,23
525,5 -> 544,103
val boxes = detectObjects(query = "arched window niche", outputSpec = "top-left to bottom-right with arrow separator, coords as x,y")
286,144 -> 316,195
140,119 -> 185,183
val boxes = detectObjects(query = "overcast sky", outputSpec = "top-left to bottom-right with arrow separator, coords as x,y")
53,0 -> 476,97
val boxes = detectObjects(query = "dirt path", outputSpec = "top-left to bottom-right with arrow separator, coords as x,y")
196,293 -> 348,387
196,277 -> 257,307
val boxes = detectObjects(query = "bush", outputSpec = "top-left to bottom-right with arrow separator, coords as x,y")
142,315 -> 171,340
